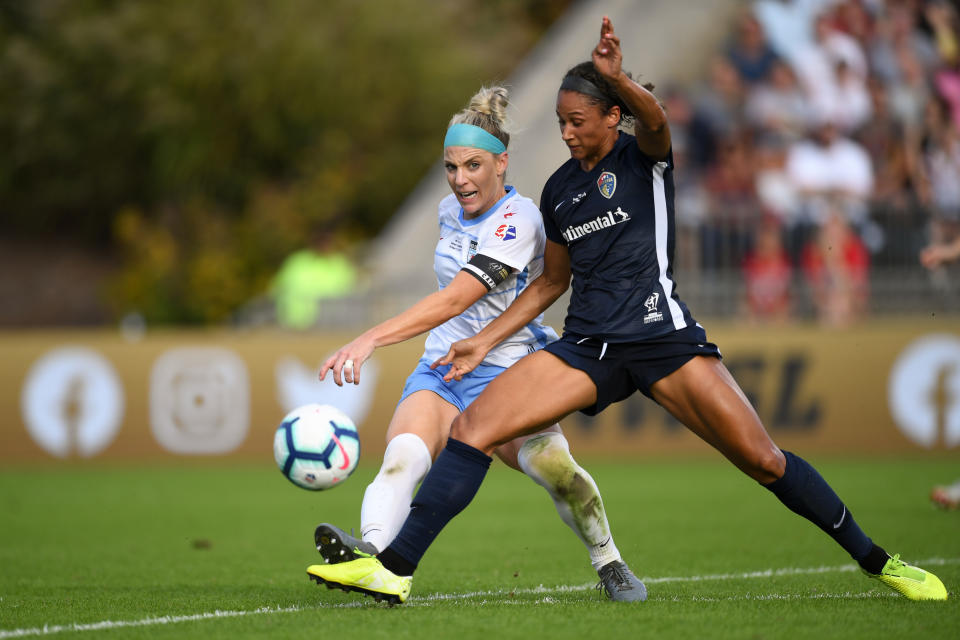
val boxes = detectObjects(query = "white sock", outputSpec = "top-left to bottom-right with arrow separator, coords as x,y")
518,432 -> 622,571
359,432 -> 432,552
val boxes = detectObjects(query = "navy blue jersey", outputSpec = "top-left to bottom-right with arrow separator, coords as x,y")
540,132 -> 696,341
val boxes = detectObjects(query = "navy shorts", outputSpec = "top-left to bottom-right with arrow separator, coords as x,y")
543,324 -> 721,415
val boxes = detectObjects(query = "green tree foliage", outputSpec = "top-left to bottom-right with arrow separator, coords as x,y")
0,0 -> 568,323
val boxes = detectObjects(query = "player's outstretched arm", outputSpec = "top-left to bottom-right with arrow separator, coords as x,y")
319,272 -> 487,386
593,15 -> 670,159
433,240 -> 571,381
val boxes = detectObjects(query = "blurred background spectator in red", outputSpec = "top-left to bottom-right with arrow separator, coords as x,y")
742,215 -> 794,324
802,206 -> 871,326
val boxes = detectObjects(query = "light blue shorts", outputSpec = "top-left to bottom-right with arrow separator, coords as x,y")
398,358 -> 506,412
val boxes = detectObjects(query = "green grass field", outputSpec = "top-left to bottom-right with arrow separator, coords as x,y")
1,456 -> 958,639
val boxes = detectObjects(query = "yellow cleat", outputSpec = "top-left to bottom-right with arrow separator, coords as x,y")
867,554 -> 948,601
307,557 -> 412,605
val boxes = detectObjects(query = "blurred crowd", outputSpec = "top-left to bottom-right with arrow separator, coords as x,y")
664,0 -> 960,325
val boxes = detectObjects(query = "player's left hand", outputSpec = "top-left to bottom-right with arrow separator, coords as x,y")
431,337 -> 486,382
592,15 -> 623,82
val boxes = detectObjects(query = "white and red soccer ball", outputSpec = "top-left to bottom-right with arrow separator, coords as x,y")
274,404 -> 360,490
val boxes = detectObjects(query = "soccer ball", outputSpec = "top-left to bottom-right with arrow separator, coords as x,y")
274,404 -> 360,490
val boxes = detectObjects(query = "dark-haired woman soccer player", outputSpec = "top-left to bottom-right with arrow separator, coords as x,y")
308,16 -> 947,604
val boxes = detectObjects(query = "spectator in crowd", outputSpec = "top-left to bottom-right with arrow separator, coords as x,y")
868,1 -> 940,86
792,12 -> 870,128
701,133 -> 759,270
831,0 -> 875,48
931,0 -> 960,128
753,0 -> 839,64
784,118 -> 874,253
831,59 -> 874,131
726,9 -> 781,85
925,0 -> 960,67
271,230 -> 358,330
689,55 -> 748,169
745,58 -> 813,140
933,65 -> 960,130
801,207 -> 870,326
742,215 -> 794,323
915,96 -> 960,222
815,8 -> 869,78
754,137 -> 800,225
858,75 -> 916,212
886,41 -> 932,132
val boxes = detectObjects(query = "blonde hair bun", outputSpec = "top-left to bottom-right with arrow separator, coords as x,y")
448,86 -> 511,149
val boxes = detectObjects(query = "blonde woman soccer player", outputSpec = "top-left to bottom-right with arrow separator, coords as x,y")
310,86 -> 645,602
308,16 -> 947,605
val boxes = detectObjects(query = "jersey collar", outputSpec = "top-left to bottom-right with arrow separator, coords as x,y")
459,185 -> 516,226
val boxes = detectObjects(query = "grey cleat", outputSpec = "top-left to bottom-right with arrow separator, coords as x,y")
314,523 -> 379,564
596,560 -> 648,602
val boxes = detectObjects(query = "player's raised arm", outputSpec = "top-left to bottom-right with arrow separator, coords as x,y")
592,16 -> 670,159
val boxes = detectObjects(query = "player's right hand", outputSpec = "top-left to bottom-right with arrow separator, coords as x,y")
319,337 -> 374,386
431,337 -> 487,382
592,15 -> 623,83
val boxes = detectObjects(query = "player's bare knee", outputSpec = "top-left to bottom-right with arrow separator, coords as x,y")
449,411 -> 492,451
745,446 -> 786,484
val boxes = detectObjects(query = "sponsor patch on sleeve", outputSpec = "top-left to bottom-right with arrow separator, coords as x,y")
493,224 -> 516,241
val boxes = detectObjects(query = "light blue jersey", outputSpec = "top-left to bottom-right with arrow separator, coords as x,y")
423,186 -> 559,369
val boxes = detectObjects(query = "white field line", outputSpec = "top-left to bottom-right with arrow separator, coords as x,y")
0,557 -> 955,638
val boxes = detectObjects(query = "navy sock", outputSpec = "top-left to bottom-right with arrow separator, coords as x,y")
378,438 -> 492,576
764,450 -> 878,567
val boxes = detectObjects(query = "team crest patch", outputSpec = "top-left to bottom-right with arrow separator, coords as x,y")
597,171 -> 616,199
642,292 -> 663,324
494,224 -> 516,241
468,239 -> 478,260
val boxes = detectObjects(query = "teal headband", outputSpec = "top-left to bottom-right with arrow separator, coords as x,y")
443,123 -> 507,154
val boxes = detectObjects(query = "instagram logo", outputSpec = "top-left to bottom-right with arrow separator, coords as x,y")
150,347 -> 249,454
